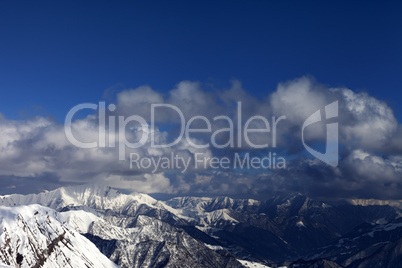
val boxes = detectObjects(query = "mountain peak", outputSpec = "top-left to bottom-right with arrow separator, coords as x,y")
0,184 -> 158,212
0,204 -> 118,268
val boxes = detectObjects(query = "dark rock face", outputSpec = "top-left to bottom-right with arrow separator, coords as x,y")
83,234 -> 118,258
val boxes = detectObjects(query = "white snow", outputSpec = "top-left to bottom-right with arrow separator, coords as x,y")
163,196 -> 257,227
348,198 -> 402,209
204,243 -> 225,251
0,204 -> 119,268
61,209 -> 101,234
0,184 -> 193,223
296,220 -> 306,228
237,259 -> 272,268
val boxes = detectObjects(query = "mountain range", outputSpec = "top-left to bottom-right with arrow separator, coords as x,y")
0,184 -> 401,267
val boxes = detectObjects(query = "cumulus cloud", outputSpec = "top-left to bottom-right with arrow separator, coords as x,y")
0,77 -> 401,200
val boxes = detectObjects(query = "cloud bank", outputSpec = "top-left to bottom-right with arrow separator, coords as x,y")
0,76 -> 401,200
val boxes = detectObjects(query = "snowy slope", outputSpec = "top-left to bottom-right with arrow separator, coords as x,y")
165,196 -> 260,227
0,184 -> 155,211
348,198 -> 402,209
0,184 -> 193,225
238,260 -> 272,268
0,185 -> 246,228
61,209 -> 243,268
0,185 -> 245,267
0,204 -> 118,268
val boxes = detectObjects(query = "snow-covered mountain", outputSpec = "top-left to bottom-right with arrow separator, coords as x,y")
348,198 -> 402,210
0,204 -> 118,268
166,192 -> 401,263
61,209 -> 241,268
0,184 -> 401,267
0,185 -> 243,267
0,184 -> 194,226
1,184 -> 160,213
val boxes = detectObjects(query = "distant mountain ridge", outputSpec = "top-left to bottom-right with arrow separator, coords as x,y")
347,198 -> 402,209
0,184 -> 401,267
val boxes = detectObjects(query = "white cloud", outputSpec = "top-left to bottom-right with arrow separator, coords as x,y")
0,77 -> 401,199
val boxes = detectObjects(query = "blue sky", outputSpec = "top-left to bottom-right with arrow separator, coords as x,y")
1,1 -> 401,120
0,1 -> 402,199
